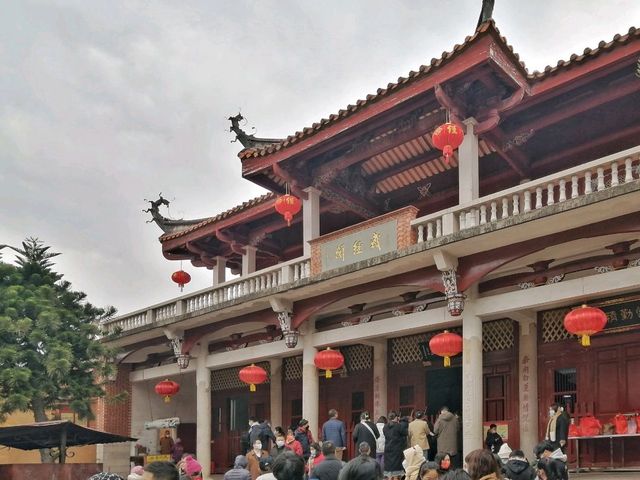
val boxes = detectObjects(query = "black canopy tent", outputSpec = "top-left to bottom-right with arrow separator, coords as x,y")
0,420 -> 136,464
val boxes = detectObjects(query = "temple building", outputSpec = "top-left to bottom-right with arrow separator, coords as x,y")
99,20 -> 640,477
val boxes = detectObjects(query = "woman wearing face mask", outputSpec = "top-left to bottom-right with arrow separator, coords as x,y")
306,442 -> 325,477
434,452 -> 452,479
247,439 -> 270,480
271,434 -> 287,460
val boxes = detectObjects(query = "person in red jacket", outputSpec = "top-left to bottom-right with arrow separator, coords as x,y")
285,431 -> 303,457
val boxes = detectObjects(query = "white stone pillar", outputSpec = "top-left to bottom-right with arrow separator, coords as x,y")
242,246 -> 257,276
301,324 -> 319,438
302,187 -> 321,256
270,358 -> 283,430
462,294 -> 483,458
196,347 -> 212,478
516,314 -> 539,458
212,256 -> 227,285
458,118 -> 479,205
372,341 -> 388,421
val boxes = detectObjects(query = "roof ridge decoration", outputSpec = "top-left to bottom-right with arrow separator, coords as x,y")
158,192 -> 276,242
238,21 -> 639,162
229,113 -> 283,149
144,195 -> 211,234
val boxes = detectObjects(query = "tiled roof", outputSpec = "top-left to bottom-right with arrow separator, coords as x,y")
239,22 -> 638,162
530,26 -> 639,79
159,192 -> 276,242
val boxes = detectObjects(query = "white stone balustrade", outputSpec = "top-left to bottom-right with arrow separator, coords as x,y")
102,256 -> 311,334
413,146 -> 640,243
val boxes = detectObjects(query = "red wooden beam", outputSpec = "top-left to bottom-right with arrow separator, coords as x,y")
507,77 -> 640,136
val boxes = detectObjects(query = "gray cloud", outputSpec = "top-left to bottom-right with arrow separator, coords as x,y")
1,0 -> 638,314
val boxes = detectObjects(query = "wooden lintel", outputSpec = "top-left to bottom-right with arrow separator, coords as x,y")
482,129 -> 530,178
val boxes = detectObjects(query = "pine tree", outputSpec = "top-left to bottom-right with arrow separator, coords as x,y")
0,238 -> 119,462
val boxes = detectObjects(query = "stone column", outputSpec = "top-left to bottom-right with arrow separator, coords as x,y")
270,358 -> 283,430
462,294 -> 483,458
195,347 -> 212,478
212,256 -> 227,285
458,118 -> 479,204
302,187 -> 321,256
516,313 -> 539,458
301,324 -> 319,438
372,341 -> 388,421
242,246 -> 257,276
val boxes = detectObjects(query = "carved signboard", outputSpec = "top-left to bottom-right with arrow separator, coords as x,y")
319,220 -> 398,272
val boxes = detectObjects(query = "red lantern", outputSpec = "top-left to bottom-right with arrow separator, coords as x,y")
155,379 -> 180,403
171,270 -> 191,292
314,347 -> 345,379
564,304 -> 607,347
239,364 -> 268,392
432,122 -> 464,165
429,330 -> 463,367
275,194 -> 302,227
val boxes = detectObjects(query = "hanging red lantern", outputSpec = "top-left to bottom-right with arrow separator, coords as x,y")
239,364 -> 268,392
171,270 -> 191,292
432,122 -> 464,165
564,304 -> 607,347
314,347 -> 345,379
155,379 -> 180,403
429,330 -> 463,367
275,194 -> 302,227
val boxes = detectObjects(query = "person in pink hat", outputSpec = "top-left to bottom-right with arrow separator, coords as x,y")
183,455 -> 203,479
128,465 -> 144,480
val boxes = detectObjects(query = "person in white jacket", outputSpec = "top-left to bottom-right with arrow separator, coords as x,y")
375,416 -> 387,470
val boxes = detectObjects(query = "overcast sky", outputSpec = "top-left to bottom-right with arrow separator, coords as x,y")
1,0 -> 639,316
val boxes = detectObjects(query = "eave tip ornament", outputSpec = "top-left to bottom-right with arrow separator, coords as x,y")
171,269 -> 191,292
275,194 -> 302,226
432,122 -> 464,165
563,304 -> 607,347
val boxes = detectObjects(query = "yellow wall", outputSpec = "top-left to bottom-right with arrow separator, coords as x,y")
0,411 -> 96,465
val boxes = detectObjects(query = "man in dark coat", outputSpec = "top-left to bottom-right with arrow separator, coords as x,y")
338,442 -> 383,480
485,423 -> 503,453
503,449 -> 536,480
321,409 -> 347,461
351,411 -> 379,459
382,412 -> 408,480
544,403 -> 570,452
312,441 -> 343,480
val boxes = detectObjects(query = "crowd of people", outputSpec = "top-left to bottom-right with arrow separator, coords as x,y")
85,401 -> 571,480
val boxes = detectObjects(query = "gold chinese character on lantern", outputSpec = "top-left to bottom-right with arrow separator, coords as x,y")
370,232 -> 382,250
353,240 -> 363,255
335,244 -> 345,261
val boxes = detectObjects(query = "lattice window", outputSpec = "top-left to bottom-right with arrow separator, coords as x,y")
343,344 -> 372,371
284,356 -> 303,381
391,328 -> 462,365
211,361 -> 271,392
541,308 -> 572,343
482,319 -> 515,352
